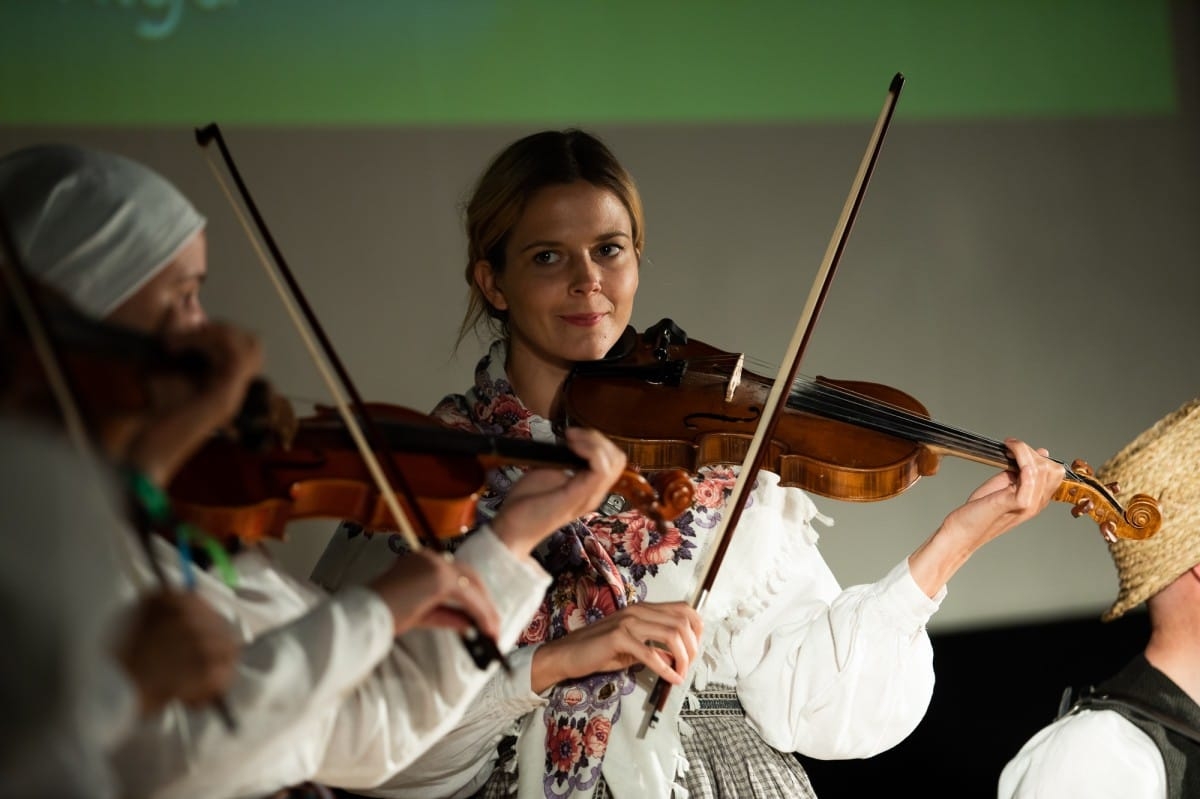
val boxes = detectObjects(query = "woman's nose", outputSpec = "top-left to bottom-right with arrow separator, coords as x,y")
568,255 -> 602,294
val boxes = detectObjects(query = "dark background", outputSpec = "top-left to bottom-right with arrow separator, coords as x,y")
801,611 -> 1152,798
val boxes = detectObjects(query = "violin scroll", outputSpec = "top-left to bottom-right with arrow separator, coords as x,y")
1055,459 -> 1161,542
610,468 -> 694,527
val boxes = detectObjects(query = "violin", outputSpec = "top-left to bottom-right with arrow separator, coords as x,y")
0,209 -> 243,731
564,319 -> 1162,543
167,401 -> 696,544
2,282 -> 195,403
1,280 -> 276,442
627,75 -> 1159,732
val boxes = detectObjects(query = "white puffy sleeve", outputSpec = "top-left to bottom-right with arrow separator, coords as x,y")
997,709 -> 1165,798
113,527 -> 548,799
314,527 -> 551,791
310,525 -> 551,798
355,643 -> 549,799
111,581 -> 400,798
700,472 -> 944,759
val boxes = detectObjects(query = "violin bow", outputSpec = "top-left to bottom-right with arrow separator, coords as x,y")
642,73 -> 906,733
0,215 -> 93,452
0,207 -> 241,730
195,124 -> 509,671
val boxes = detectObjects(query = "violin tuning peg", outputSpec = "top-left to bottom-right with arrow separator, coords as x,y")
598,493 -> 628,516
1071,497 -> 1095,518
1099,520 -> 1118,544
1070,459 -> 1094,477
1105,481 -> 1121,495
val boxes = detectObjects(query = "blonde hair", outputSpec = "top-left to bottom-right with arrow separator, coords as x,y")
457,130 -> 644,347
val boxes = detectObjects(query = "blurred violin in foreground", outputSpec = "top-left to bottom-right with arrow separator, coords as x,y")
0,283 -> 276,441
168,401 -> 695,544
1,282 -> 695,545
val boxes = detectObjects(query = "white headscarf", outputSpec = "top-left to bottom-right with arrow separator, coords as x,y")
0,144 -> 206,318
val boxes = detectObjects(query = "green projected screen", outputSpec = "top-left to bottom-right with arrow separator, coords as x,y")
0,0 -> 1177,126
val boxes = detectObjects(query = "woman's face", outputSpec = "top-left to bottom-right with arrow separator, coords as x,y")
478,180 -> 639,370
107,231 -> 208,336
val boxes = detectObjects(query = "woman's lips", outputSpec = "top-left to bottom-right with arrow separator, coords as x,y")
559,313 -> 606,327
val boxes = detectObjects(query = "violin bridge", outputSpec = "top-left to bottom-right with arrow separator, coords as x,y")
725,354 -> 744,402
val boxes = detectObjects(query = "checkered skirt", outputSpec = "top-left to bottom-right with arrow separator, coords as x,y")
471,688 -> 816,798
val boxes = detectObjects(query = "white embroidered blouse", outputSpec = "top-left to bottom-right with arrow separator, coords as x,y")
312,341 -> 947,799
111,525 -> 549,799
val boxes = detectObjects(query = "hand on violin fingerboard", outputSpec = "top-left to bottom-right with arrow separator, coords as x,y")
123,322 -> 264,486
908,438 -> 1064,598
490,427 -> 628,555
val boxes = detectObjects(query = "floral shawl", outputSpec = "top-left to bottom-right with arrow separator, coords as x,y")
432,341 -> 738,798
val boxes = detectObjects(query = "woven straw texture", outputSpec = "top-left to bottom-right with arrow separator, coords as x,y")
1100,397 -> 1200,620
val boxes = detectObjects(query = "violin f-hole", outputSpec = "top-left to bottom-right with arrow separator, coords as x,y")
683,406 -> 762,430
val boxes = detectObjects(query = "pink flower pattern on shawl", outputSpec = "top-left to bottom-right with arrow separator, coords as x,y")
430,343 -> 735,798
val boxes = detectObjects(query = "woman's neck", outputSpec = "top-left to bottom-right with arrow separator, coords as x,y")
1144,577 -> 1200,705
504,338 -> 571,421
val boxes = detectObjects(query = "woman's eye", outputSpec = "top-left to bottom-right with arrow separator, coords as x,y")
533,250 -> 560,265
597,243 -> 623,257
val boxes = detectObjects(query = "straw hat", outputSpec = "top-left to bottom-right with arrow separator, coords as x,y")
1100,397 -> 1200,620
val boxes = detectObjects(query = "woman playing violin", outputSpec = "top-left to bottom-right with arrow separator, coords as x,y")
0,143 -> 629,799
314,129 -> 1065,799
0,278 -> 246,797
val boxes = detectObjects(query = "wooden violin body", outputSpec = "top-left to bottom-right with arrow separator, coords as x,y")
1,285 -> 276,443
169,406 -> 482,543
567,328 -> 937,501
168,402 -> 694,544
564,320 -> 1161,542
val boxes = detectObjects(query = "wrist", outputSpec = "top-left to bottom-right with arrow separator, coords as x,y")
490,512 -> 540,557
908,522 -> 974,598
124,425 -> 201,488
366,575 -> 417,636
530,640 -> 564,693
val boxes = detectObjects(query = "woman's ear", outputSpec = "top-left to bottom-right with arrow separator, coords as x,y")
473,260 -> 508,312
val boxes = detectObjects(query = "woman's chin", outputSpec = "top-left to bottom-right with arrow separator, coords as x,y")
522,323 -> 626,365
563,332 -> 622,363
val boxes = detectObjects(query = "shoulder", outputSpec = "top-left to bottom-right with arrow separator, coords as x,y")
0,418 -> 122,570
716,469 -> 828,562
998,708 -> 1165,798
430,392 -> 480,432
0,418 -> 111,493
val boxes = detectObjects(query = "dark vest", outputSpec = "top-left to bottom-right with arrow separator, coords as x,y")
1067,655 -> 1200,799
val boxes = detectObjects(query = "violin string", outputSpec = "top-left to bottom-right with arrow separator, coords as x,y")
200,125 -> 511,674
787,379 -> 1085,482
0,239 -> 92,454
679,353 -> 1009,460
680,353 -> 1008,458
642,74 -> 906,735
673,353 -> 1081,483
2,200 -> 243,731
0,217 -> 172,583
791,379 -> 1007,456
202,148 -> 426,553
